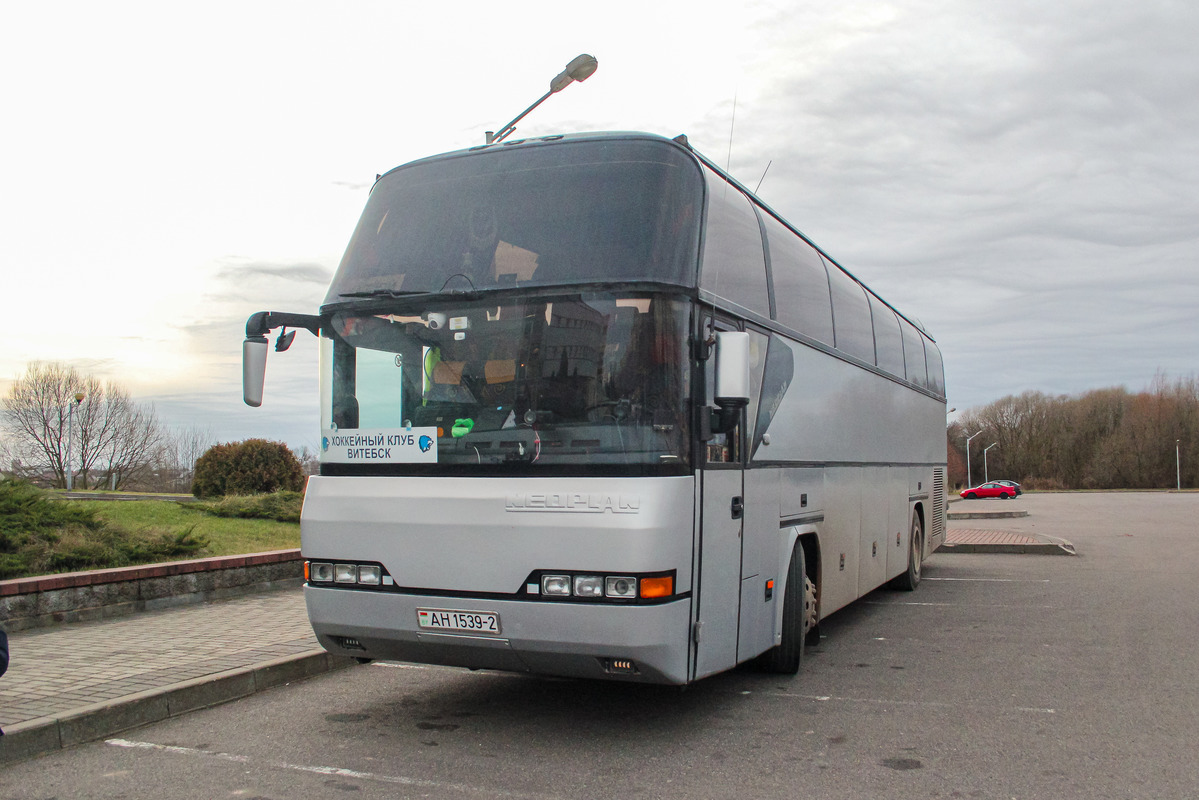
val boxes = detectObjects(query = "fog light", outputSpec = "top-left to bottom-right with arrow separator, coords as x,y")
605,576 -> 637,598
574,575 -> 604,598
542,574 -> 572,596
310,562 -> 334,582
334,563 -> 357,583
358,565 -> 381,585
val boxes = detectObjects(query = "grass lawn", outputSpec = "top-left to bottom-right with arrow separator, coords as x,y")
91,500 -> 300,558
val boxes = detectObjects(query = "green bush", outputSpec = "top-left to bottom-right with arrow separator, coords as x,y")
192,439 -> 305,499
189,491 -> 303,523
0,478 -> 208,579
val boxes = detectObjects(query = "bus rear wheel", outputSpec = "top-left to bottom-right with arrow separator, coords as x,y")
761,541 -> 808,674
890,513 -> 923,591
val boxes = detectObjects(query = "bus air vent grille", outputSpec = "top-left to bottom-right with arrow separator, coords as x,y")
931,468 -> 946,543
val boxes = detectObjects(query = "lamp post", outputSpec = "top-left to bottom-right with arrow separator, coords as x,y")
66,392 -> 85,490
485,54 -> 599,144
984,442 -> 998,484
965,431 -> 982,488
1178,439 -> 1182,491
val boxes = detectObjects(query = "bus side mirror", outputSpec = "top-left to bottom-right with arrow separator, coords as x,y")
710,331 -> 750,434
243,336 -> 269,407
715,331 -> 750,404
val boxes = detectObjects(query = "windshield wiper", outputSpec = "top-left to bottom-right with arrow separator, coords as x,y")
339,290 -> 429,299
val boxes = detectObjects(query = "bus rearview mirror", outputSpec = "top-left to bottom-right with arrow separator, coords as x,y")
243,336 -> 269,407
714,331 -> 750,406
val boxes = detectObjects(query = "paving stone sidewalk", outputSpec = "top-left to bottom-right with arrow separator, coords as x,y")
0,589 -> 352,764
943,527 -> 1076,555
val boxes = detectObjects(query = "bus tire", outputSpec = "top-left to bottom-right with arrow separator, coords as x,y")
890,512 -> 923,591
761,542 -> 807,674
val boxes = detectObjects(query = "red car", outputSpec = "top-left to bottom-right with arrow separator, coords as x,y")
960,482 -> 1017,500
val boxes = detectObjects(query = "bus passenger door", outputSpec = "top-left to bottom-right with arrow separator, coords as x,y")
693,317 -> 746,680
695,470 -> 743,679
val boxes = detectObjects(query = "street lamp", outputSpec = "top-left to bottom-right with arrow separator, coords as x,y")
485,54 -> 599,144
965,430 -> 982,488
984,442 -> 998,484
66,392 -> 85,491
1178,439 -> 1182,491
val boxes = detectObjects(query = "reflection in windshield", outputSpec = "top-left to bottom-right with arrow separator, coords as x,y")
323,139 -> 702,301
319,294 -> 691,475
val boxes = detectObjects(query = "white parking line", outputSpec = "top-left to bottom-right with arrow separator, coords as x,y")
867,600 -> 1062,609
105,739 -> 562,799
762,694 -> 1056,715
926,577 -> 1051,582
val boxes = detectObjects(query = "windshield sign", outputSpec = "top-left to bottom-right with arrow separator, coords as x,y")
321,427 -> 438,464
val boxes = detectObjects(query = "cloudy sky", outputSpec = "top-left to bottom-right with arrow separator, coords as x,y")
3,0 -> 1196,451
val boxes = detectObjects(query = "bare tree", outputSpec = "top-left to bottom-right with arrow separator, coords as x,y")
1,362 -> 164,490
295,445 -> 320,476
93,390 -> 166,490
151,425 -> 217,492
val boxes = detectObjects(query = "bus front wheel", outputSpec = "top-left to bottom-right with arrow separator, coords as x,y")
761,541 -> 808,674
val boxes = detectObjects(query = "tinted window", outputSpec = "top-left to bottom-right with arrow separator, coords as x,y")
699,168 -> 769,317
901,320 -> 928,387
869,295 -> 905,377
761,213 -> 833,344
751,333 -> 795,457
325,139 -> 703,303
827,267 -> 875,364
925,339 -> 945,396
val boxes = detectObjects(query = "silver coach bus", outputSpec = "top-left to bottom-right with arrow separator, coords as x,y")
243,131 -> 947,685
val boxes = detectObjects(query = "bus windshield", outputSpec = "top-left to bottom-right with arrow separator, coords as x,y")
319,293 -> 692,475
323,138 -> 703,301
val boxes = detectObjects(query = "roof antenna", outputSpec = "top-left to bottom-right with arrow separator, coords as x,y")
754,160 -> 772,194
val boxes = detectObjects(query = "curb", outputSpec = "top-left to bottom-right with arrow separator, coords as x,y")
939,539 -> 1077,556
0,650 -> 357,765
947,511 -> 1030,520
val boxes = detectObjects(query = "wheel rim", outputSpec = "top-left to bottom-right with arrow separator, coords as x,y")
803,576 -> 817,634
911,520 -> 923,581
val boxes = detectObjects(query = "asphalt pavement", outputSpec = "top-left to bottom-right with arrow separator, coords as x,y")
0,497 -> 1071,766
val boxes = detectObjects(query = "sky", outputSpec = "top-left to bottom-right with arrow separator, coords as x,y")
3,0 -> 1197,452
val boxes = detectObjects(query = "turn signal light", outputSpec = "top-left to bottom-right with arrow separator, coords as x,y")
639,576 -> 673,598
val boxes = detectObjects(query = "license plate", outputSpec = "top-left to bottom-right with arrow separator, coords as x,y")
416,608 -> 501,635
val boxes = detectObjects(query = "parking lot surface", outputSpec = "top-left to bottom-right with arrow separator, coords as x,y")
3,492 -> 1197,799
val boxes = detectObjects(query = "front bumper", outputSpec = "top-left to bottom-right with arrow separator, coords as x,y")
305,585 -> 694,684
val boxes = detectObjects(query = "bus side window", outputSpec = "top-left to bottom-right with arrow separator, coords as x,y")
925,339 -> 945,396
900,320 -> 929,387
869,295 -> 905,378
699,168 -> 770,319
761,213 -> 834,345
827,266 -> 876,365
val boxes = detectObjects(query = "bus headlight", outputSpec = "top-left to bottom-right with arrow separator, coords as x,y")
310,562 -> 334,582
542,574 -> 572,596
358,565 -> 382,585
334,564 -> 358,583
573,575 -> 604,598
